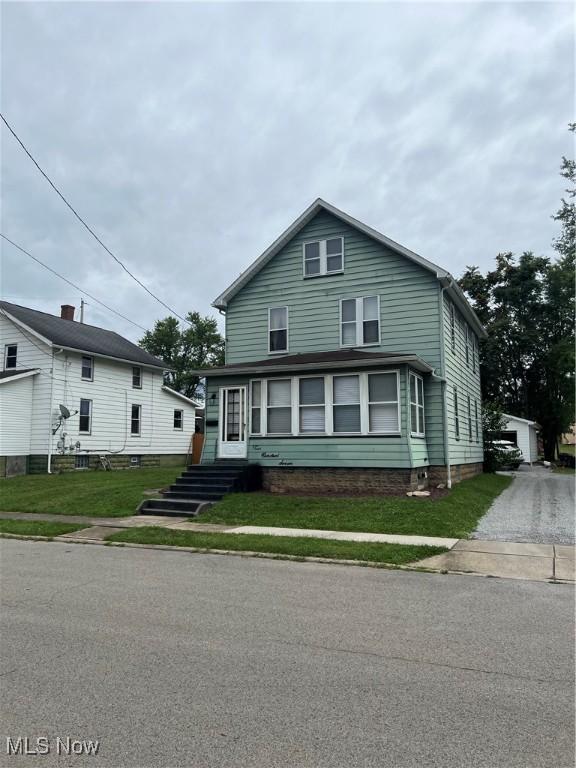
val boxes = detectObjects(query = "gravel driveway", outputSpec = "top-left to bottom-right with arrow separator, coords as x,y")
473,465 -> 575,544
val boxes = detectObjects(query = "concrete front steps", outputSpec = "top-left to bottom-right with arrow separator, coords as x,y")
139,463 -> 259,518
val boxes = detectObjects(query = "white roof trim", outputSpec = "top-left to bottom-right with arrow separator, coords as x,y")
213,198 -> 449,310
0,309 -> 53,347
503,414 -> 538,427
0,368 -> 41,384
161,385 -> 201,407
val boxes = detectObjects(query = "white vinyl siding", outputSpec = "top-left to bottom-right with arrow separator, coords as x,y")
340,296 -> 380,347
268,307 -> 288,353
250,370 -> 400,437
303,237 -> 343,277
409,372 -> 425,437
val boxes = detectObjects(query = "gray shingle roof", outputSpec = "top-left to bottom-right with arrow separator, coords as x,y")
0,301 -> 166,369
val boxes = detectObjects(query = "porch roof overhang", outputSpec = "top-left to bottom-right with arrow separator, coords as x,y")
193,349 -> 434,377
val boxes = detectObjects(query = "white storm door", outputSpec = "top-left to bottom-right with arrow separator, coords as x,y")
218,387 -> 247,459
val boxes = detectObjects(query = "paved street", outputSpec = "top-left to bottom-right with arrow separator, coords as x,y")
473,466 -> 575,544
0,540 -> 573,768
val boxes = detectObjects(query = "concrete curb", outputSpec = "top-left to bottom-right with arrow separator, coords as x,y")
1,532 -> 573,583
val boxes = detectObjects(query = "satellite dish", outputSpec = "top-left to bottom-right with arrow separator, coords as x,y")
59,405 -> 71,419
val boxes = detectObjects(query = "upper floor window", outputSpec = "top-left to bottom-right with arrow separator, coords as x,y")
268,307 -> 288,353
173,409 -> 183,430
303,237 -> 344,277
341,296 -> 380,346
131,404 -> 141,436
81,355 -> 93,381
449,303 -> 456,352
4,344 -> 17,369
132,366 -> 142,388
79,399 -> 92,433
465,325 -> 473,367
409,372 -> 425,437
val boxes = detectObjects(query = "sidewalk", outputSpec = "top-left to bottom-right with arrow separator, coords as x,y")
1,510 -> 574,582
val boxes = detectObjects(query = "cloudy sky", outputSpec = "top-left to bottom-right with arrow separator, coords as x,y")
1,1 -> 573,342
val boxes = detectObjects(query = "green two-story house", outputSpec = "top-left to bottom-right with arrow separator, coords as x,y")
198,199 -> 486,493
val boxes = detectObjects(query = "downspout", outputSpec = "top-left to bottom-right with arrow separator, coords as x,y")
437,280 -> 453,488
46,349 -> 56,474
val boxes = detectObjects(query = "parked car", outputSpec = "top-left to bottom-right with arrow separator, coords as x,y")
492,440 -> 523,469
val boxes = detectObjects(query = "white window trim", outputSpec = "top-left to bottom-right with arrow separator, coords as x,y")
297,375 -> 327,435
4,344 -> 17,369
474,399 -> 479,442
467,395 -> 472,440
339,295 -> 381,348
449,303 -> 456,352
409,372 -> 425,438
268,306 -> 289,355
132,366 -> 142,389
173,409 -> 183,431
81,355 -> 94,381
302,237 -> 344,278
249,379 -> 263,436
249,370 -> 401,437
79,398 -> 92,434
131,404 -> 142,436
454,386 -> 460,439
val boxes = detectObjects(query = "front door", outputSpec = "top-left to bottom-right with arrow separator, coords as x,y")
218,386 -> 247,459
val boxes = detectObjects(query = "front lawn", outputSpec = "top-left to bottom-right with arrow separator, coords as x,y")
106,527 -> 446,564
0,468 -> 183,517
199,473 -> 512,539
0,519 -> 88,537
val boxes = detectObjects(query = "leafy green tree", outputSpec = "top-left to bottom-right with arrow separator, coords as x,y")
139,312 -> 224,400
459,127 -> 575,460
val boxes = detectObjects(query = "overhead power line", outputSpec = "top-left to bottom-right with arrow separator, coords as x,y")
0,112 -> 190,325
0,233 -> 148,332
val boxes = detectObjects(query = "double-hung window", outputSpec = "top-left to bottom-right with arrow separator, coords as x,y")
409,373 -> 425,436
79,399 -> 92,433
333,375 -> 361,433
454,386 -> 460,438
131,404 -> 141,436
266,379 -> 292,434
173,409 -> 183,430
132,366 -> 142,388
81,355 -> 93,381
467,395 -> 472,439
250,381 -> 262,435
299,377 -> 325,433
340,296 -> 380,346
303,238 -> 343,277
368,373 -> 400,433
268,307 -> 288,353
4,344 -> 17,369
474,400 -> 479,442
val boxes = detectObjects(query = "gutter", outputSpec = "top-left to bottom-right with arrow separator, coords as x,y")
191,355 -> 434,378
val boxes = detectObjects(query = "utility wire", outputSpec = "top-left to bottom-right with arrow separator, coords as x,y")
0,233 -> 148,332
0,112 -> 190,325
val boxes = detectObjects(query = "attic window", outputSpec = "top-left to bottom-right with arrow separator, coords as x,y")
4,344 -> 17,369
303,238 -> 344,277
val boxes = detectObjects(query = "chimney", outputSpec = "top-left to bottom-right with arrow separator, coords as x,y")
60,304 -> 75,321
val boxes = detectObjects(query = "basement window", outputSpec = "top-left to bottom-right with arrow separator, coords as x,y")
75,454 -> 89,469
130,455 -> 141,467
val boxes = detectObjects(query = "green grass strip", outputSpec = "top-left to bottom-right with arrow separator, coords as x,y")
199,473 -> 513,539
106,527 -> 446,564
0,519 -> 89,537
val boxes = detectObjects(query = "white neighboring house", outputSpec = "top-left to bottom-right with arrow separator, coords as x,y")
0,301 -> 199,476
502,414 -> 539,464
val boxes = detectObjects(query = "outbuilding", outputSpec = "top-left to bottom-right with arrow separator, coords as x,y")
501,414 -> 539,464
